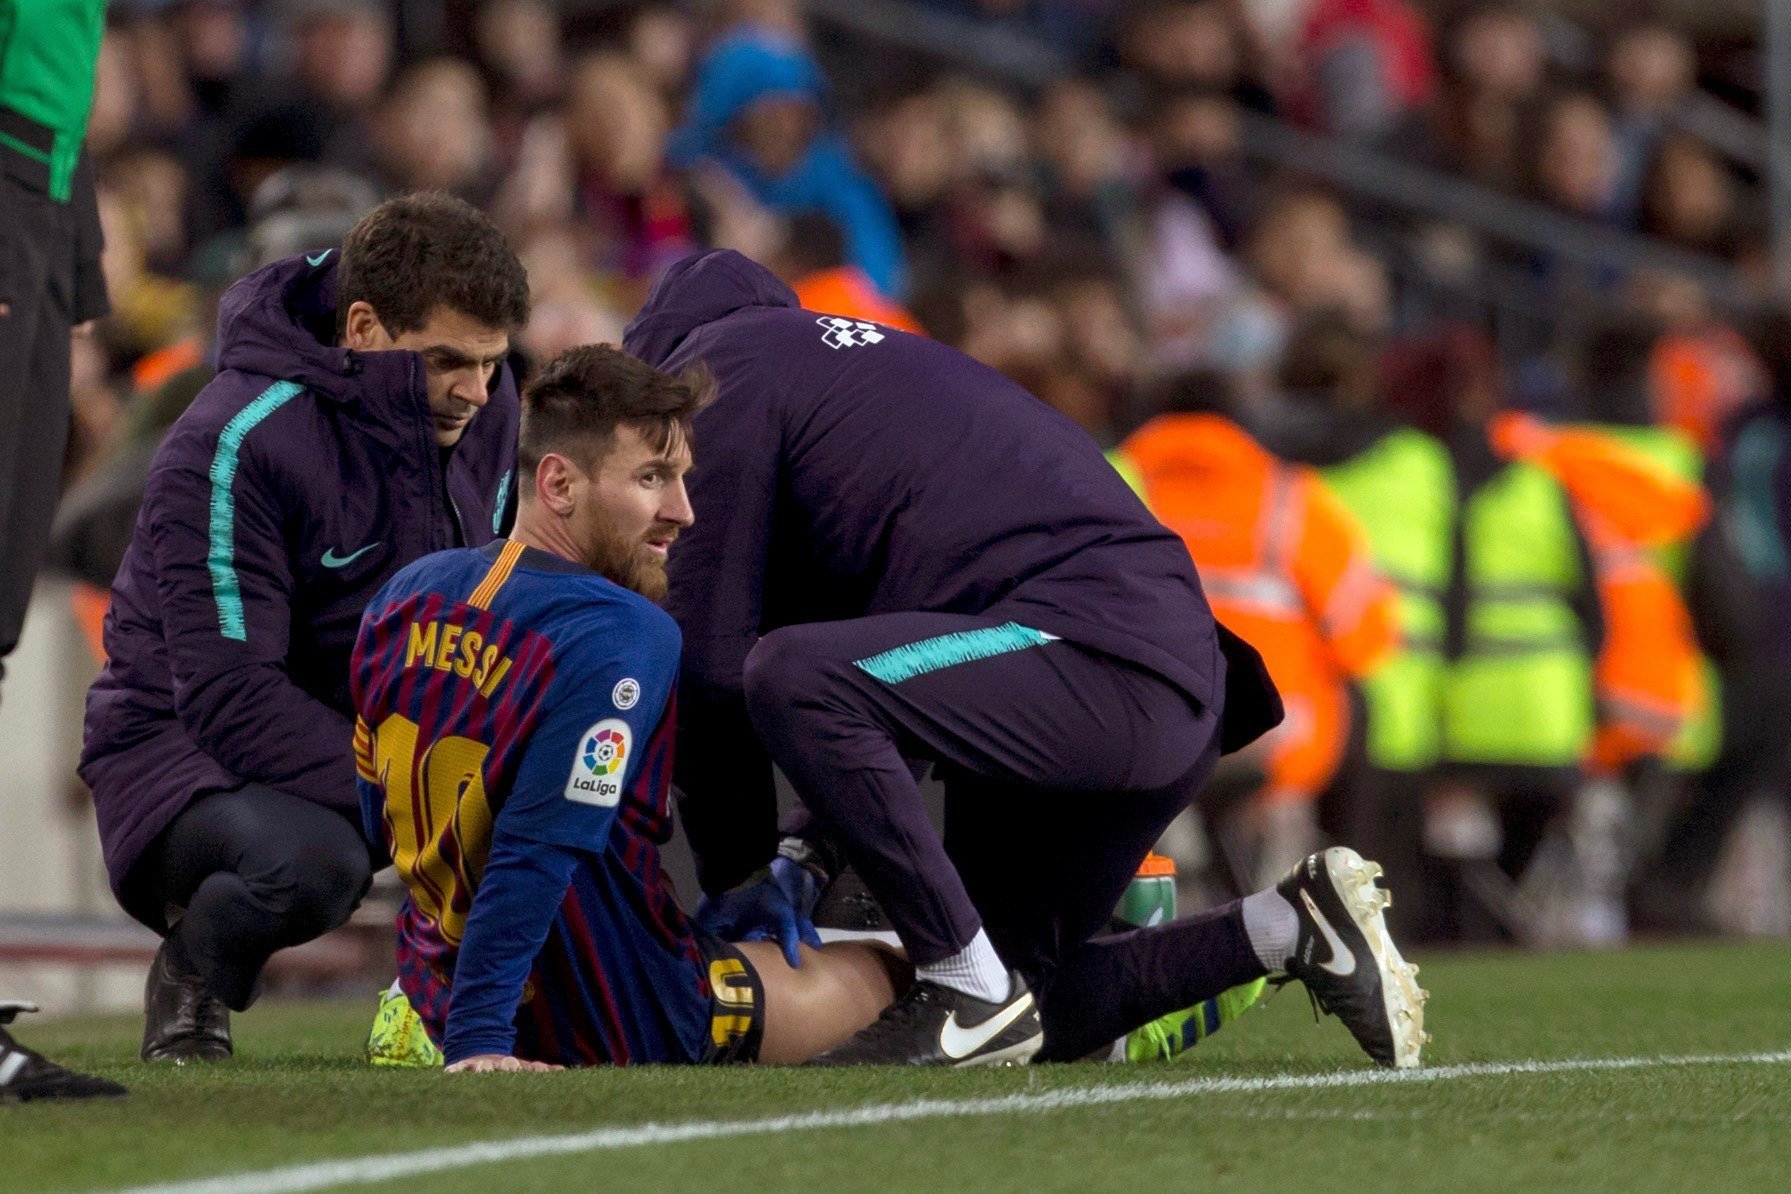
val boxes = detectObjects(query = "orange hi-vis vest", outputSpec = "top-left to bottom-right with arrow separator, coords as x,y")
793,267 -> 923,334
1119,414 -> 1398,803
1490,413 -> 1710,772
1650,324 -> 1760,454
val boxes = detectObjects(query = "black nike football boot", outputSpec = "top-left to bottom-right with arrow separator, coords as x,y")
141,938 -> 232,1063
0,1003 -> 128,1102
807,970 -> 1043,1067
1277,847 -> 1429,1068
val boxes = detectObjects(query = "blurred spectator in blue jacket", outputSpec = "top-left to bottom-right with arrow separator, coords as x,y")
668,5 -> 909,297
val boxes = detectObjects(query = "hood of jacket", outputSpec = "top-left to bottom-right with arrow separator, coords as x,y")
215,250 -> 359,388
212,250 -> 437,432
623,249 -> 800,367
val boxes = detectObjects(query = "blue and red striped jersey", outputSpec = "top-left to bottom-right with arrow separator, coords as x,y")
350,539 -> 710,1065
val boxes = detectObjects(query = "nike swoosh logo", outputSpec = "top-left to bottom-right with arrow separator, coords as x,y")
1300,888 -> 1358,977
307,250 -> 333,267
321,544 -> 378,569
939,990 -> 1035,1060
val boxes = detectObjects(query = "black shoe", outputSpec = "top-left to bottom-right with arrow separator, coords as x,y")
1277,847 -> 1429,1069
141,939 -> 232,1064
0,1003 -> 128,1102
811,867 -> 891,935
807,970 -> 1042,1067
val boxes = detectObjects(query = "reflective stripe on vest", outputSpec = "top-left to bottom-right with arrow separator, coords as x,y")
1202,571 -> 1301,613
1443,461 -> 1593,767
1321,556 -> 1382,640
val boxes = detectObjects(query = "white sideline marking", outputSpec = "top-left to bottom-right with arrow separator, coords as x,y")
106,1051 -> 1791,1194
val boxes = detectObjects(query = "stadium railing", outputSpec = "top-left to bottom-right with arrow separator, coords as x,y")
793,0 -> 1747,357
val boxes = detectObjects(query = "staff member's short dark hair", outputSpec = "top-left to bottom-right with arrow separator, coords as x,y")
519,345 -> 713,473
336,191 -> 531,337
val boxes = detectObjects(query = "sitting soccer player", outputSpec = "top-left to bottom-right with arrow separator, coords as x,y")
351,346 -> 904,1070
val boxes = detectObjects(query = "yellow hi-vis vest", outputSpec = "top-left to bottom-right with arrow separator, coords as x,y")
1443,460 -> 1594,767
1321,429 -> 1453,771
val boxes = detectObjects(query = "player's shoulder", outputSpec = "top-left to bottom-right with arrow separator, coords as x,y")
562,577 -> 682,659
504,552 -> 680,661
393,545 -> 491,589
371,547 -> 493,615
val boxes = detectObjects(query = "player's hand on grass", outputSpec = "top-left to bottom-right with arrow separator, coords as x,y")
444,1054 -> 563,1074
697,857 -> 823,968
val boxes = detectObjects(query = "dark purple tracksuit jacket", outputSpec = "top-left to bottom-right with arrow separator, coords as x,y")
623,250 -> 1279,890
80,253 -> 517,922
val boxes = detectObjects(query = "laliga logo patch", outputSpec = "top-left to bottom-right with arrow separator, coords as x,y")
817,316 -> 886,350
584,726 -> 627,775
566,718 -> 631,807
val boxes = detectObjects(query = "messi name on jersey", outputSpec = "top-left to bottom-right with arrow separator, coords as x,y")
404,618 -> 515,697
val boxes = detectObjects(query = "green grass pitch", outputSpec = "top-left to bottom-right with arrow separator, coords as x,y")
8,941 -> 1791,1193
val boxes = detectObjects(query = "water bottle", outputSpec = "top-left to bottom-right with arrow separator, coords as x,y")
1116,852 -> 1177,929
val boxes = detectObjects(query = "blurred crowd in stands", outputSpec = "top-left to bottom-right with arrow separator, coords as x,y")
49,0 -> 1791,945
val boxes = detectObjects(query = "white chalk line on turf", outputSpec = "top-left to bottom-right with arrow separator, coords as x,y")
102,1050 -> 1791,1194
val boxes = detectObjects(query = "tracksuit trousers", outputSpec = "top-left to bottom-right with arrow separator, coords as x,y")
744,612 -> 1268,1060
130,785 -> 374,1010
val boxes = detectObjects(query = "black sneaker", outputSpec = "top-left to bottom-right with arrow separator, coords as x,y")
807,970 -> 1043,1067
1277,847 -> 1429,1068
0,1003 -> 128,1102
141,939 -> 232,1064
811,867 -> 891,935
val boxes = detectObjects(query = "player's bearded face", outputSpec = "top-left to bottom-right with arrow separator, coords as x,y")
586,508 -> 676,601
576,423 -> 695,601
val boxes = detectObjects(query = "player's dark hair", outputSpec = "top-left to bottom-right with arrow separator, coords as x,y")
336,191 -> 531,337
519,345 -> 713,474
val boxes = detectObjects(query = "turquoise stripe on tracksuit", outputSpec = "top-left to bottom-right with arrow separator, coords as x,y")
493,469 -> 513,534
853,622 -> 1058,684
208,381 -> 303,640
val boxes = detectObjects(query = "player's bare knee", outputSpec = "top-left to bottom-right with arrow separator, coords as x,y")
746,940 -> 904,1063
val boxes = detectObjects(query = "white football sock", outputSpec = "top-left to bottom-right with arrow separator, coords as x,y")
917,928 -> 1012,1002
1240,888 -> 1300,972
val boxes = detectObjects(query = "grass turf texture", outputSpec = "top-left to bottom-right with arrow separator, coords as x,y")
8,941 -> 1790,1194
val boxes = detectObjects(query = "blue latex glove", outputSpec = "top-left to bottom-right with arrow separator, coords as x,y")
694,856 -> 823,967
